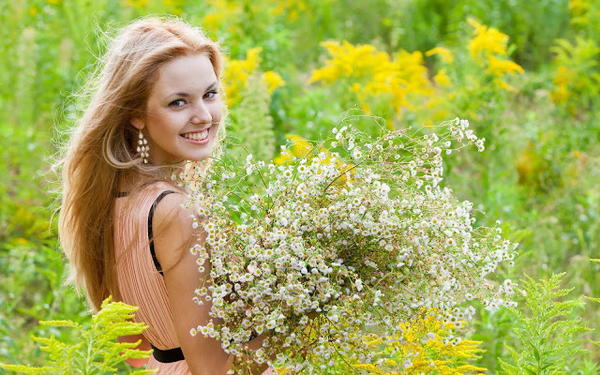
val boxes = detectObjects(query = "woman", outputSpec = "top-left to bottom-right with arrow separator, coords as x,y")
59,17 -> 271,375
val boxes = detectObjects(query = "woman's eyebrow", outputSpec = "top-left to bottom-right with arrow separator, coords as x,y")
205,81 -> 218,91
171,92 -> 191,97
167,82 -> 218,99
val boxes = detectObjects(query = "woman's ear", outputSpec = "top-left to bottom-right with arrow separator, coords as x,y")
131,118 -> 145,130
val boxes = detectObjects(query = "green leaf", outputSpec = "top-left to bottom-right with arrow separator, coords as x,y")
533,345 -> 540,361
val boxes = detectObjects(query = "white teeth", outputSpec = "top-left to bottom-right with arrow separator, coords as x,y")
183,129 -> 209,141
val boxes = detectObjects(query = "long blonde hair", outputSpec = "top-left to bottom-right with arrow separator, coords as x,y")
58,17 -> 223,311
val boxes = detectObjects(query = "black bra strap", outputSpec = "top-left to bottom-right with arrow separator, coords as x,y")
151,344 -> 185,363
148,190 -> 177,276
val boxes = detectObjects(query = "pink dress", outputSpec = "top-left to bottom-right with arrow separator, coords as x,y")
114,182 -> 192,374
114,182 -> 274,374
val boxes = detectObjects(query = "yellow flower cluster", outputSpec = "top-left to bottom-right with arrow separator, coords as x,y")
202,0 -> 243,33
271,0 -> 336,22
466,18 -> 524,90
308,19 -> 524,127
309,41 -> 433,124
224,48 -> 285,107
467,18 -> 509,64
549,37 -> 600,114
273,134 -> 313,164
486,55 -> 524,77
271,0 -> 308,22
426,47 -> 454,65
551,65 -> 573,104
263,71 -> 286,94
351,311 -> 485,375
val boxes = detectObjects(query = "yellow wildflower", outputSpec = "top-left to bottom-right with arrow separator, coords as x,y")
349,310 -> 485,374
553,65 -> 573,86
274,134 -> 313,164
309,41 -> 390,84
310,41 -> 432,127
288,9 -> 299,22
551,84 -> 570,104
426,47 -> 454,64
497,79 -> 518,92
224,47 -> 263,106
288,134 -> 312,157
551,66 -> 574,104
273,366 -> 293,374
386,50 -> 432,109
467,18 -> 509,64
13,238 -> 29,246
486,55 -> 524,76
351,363 -> 384,374
365,336 -> 382,347
263,71 -> 285,94
433,69 -> 452,87
273,153 -> 290,165
272,0 -> 335,21
360,102 -> 372,115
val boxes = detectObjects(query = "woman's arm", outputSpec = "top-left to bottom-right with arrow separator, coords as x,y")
152,193 -> 269,375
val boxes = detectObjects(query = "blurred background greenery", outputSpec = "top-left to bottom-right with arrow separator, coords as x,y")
1,0 -> 599,373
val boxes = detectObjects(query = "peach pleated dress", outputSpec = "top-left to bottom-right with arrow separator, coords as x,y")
114,182 -> 192,374
114,182 -> 274,374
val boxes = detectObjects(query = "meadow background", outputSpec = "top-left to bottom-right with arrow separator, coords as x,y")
1,0 -> 599,373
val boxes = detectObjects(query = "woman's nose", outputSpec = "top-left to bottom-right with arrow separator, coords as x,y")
190,101 -> 212,125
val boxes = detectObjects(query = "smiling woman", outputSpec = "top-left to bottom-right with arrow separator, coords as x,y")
131,54 -> 222,165
57,17 -> 273,375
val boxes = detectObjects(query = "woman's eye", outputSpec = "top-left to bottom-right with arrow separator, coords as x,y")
204,90 -> 218,99
169,99 -> 186,108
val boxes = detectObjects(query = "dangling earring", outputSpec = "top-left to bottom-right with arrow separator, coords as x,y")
137,131 -> 149,164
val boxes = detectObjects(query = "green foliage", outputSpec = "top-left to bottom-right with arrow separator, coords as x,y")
226,74 -> 277,163
551,37 -> 600,115
0,297 -> 155,375
499,273 -> 592,374
273,85 -> 344,143
569,0 -> 600,40
384,0 -> 570,69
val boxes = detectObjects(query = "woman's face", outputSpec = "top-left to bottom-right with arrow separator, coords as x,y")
132,53 -> 222,166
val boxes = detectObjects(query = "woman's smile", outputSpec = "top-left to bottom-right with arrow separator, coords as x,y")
181,127 -> 211,143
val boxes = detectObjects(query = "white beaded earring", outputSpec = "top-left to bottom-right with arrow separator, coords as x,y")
137,131 -> 150,164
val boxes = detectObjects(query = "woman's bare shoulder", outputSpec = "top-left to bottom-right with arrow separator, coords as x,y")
151,189 -> 200,273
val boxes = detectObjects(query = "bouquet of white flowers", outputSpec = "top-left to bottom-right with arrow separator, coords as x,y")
178,116 -> 516,374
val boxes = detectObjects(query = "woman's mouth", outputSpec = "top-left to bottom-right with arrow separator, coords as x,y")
181,128 -> 210,143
